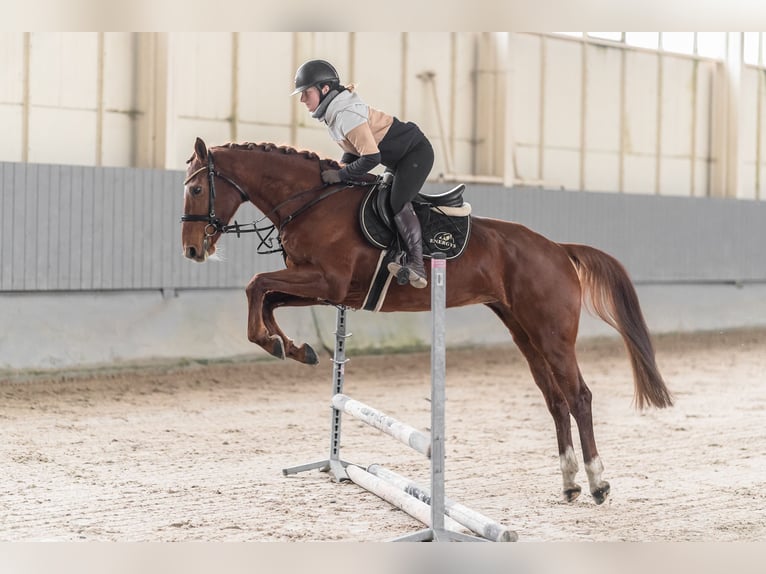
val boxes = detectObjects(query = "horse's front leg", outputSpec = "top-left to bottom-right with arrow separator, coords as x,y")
245,268 -> 331,364
263,292 -> 329,365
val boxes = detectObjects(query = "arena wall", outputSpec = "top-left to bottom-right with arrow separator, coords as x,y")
2,31 -> 765,371
1,162 -> 764,371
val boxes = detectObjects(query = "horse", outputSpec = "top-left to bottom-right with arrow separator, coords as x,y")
180,136 -> 673,505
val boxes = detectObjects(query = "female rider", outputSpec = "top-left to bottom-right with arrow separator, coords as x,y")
291,59 -> 434,289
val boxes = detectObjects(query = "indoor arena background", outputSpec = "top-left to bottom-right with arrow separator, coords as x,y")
0,32 -> 764,545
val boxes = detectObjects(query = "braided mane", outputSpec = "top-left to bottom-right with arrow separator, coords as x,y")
219,142 -> 341,168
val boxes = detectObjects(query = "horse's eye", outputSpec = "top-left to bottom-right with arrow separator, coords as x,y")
191,186 -> 203,196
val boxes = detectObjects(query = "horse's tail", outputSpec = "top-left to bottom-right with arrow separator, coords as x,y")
562,243 -> 673,409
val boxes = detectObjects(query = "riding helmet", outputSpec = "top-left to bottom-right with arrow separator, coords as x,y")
291,60 -> 340,95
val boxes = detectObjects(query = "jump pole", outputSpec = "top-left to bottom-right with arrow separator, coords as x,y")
344,464 -> 466,535
331,394 -> 431,458
366,463 -> 518,542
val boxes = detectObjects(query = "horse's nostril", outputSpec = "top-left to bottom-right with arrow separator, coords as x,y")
187,246 -> 197,259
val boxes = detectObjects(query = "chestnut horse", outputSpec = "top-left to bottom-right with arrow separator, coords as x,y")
181,137 -> 672,505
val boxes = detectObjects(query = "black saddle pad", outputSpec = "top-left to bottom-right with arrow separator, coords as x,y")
359,187 -> 471,260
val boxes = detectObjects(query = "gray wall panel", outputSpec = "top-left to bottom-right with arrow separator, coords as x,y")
70,166 -> 84,290
34,164 -> 50,290
91,168 -> 105,289
160,170 -> 176,289
47,166 -> 62,290
466,185 -> 766,282
0,162 -> 764,293
11,164 -> 26,290
24,164 -> 39,290
60,166 -> 74,289
0,165 -> 10,289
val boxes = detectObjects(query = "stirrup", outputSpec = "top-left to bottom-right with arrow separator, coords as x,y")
387,260 -> 427,289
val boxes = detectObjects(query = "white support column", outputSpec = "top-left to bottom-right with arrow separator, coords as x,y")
710,32 -> 744,198
95,32 -> 105,167
134,32 -> 169,169
21,32 -> 30,163
502,32 -> 516,188
230,32 -> 239,144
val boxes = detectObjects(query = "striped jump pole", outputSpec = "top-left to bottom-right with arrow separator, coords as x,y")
367,463 -> 518,542
345,465 -> 466,535
331,394 -> 431,458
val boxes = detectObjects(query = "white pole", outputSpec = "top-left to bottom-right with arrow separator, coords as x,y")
367,463 -> 516,542
331,394 -> 431,458
345,465 -> 465,535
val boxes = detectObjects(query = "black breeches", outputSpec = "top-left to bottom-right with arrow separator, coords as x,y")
389,140 -> 434,214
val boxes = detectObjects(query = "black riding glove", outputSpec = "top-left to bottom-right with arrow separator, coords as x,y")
321,170 -> 342,184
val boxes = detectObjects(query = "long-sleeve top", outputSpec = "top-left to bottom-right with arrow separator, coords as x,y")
315,89 -> 426,180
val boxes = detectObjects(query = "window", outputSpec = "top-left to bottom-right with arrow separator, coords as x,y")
696,32 -> 726,59
625,32 -> 659,50
661,33 -> 695,55
552,32 -> 732,62
743,32 -> 763,65
588,32 -> 622,42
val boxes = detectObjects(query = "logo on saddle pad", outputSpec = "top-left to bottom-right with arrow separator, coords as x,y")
429,231 -> 457,251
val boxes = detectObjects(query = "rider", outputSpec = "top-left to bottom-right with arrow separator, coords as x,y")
291,59 -> 434,289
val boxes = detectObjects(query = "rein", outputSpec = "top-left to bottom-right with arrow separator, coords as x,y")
181,149 -> 375,255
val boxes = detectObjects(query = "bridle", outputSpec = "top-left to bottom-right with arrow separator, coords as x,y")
181,148 -> 377,256
181,150 -> 284,254
181,152 -> 249,234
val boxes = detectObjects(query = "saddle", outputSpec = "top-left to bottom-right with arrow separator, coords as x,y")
357,173 -> 472,311
359,177 -> 472,260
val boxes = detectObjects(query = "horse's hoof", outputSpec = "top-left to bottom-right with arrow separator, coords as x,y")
302,343 -> 319,365
563,485 -> 582,502
591,482 -> 611,505
269,338 -> 285,360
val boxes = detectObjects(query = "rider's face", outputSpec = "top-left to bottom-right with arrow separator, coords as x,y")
300,86 -> 327,113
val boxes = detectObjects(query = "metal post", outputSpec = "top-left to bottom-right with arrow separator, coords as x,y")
282,305 -> 351,481
395,253 -> 482,542
327,305 -> 350,480
430,252 -> 448,535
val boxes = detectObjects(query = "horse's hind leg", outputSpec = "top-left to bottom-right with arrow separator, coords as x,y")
487,303 -> 582,502
571,367 -> 610,503
538,338 -> 610,504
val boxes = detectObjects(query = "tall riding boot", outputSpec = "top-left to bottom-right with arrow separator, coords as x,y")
386,202 -> 427,289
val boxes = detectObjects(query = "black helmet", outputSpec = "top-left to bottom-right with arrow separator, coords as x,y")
291,59 -> 339,95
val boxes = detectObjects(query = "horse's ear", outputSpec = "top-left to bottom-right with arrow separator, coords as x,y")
194,137 -> 207,161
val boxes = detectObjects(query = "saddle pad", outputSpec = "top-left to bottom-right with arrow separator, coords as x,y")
361,250 -> 398,312
360,188 -> 471,260
415,201 -> 471,259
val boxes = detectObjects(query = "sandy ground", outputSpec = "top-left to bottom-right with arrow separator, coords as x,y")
0,328 -> 764,542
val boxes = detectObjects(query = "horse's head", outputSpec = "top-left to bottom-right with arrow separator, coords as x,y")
181,137 -> 249,262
